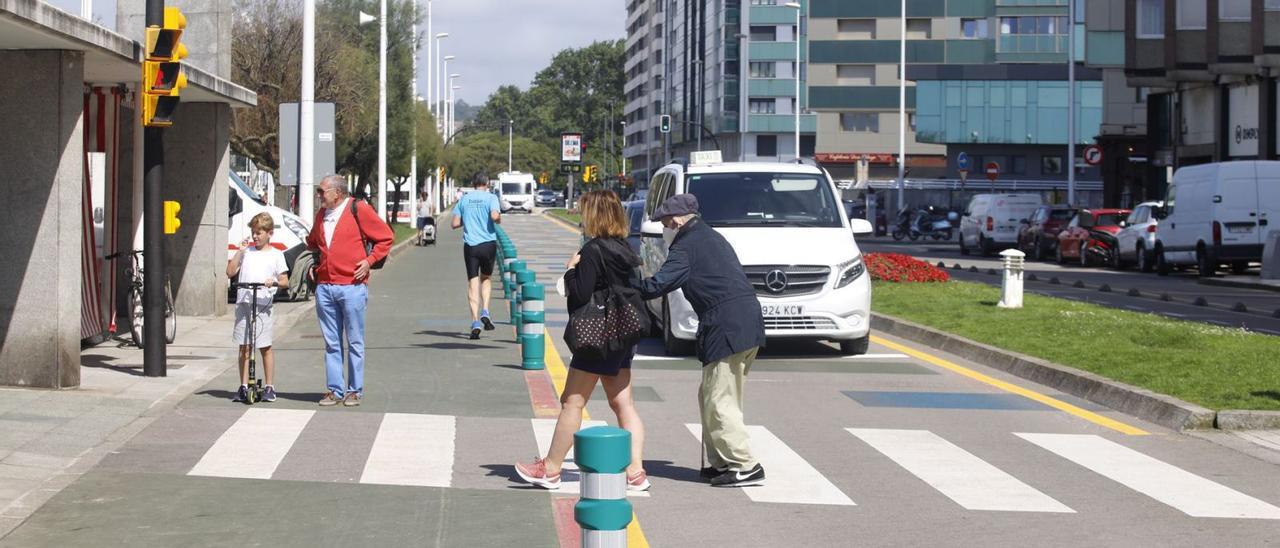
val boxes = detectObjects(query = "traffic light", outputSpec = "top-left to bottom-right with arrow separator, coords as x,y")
659,114 -> 671,134
141,7 -> 188,127
582,165 -> 592,183
590,166 -> 600,183
163,200 -> 181,234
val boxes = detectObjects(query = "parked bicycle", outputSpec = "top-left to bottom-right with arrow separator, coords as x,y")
106,249 -> 176,347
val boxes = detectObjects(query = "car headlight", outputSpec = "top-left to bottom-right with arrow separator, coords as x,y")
835,255 -> 865,289
282,216 -> 310,241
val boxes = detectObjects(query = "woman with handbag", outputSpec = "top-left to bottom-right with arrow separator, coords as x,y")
514,190 -> 651,492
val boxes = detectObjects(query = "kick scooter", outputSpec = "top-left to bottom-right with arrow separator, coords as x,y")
236,282 -> 268,404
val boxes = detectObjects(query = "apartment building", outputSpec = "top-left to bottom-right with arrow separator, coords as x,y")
1084,0 -> 1150,207
622,0 -> 667,180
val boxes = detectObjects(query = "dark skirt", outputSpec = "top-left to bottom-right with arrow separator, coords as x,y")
569,345 -> 638,377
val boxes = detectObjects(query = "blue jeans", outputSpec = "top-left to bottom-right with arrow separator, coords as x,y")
316,283 -> 368,397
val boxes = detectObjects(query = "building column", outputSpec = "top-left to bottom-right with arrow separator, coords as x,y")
0,51 -> 85,388
1261,75 -> 1277,160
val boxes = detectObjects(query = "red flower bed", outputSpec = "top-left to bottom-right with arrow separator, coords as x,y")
864,253 -> 950,283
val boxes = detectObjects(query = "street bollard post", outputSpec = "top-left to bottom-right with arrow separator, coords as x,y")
514,269 -> 536,334
998,249 -> 1026,309
574,426 -> 633,548
502,247 -> 519,300
507,260 -> 527,323
519,282 -> 546,370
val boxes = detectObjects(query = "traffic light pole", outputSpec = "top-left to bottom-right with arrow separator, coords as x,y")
144,0 -> 167,377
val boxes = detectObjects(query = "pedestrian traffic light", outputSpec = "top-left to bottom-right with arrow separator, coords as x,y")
660,114 -> 671,134
141,7 -> 188,127
163,200 -> 181,234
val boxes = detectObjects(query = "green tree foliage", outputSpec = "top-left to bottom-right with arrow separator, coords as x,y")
442,131 -> 557,186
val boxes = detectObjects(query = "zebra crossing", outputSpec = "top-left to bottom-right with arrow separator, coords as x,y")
183,408 -> 1280,519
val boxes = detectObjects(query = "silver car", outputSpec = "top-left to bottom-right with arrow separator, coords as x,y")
1115,201 -> 1164,272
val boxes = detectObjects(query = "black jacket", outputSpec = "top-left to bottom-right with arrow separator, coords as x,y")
565,237 -> 643,313
636,219 -> 766,365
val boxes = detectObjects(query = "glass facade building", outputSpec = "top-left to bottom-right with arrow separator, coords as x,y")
914,80 -> 1103,145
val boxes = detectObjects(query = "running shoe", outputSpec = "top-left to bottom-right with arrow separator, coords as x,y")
700,466 -> 726,480
470,320 -> 483,340
232,385 -> 248,403
514,458 -> 561,490
343,392 -> 362,407
627,470 -> 651,492
709,464 -> 765,488
262,386 -> 277,402
480,310 -> 495,331
318,391 -> 342,406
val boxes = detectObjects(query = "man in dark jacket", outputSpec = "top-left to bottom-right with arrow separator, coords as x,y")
636,193 -> 767,488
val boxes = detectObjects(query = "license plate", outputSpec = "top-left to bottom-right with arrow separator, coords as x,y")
1228,225 -> 1253,234
761,304 -> 803,317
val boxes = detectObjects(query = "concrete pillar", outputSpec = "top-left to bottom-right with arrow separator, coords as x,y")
0,50 -> 85,388
162,102 -> 231,317
117,0 -> 232,78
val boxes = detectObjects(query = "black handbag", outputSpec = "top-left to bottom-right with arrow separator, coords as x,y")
563,241 -> 650,358
350,199 -> 386,269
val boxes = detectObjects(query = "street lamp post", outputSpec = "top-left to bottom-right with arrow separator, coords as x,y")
442,56 -> 455,132
897,0 -> 907,213
376,1 -> 388,220
785,2 -> 802,161
435,35 -> 450,132
1067,0 -> 1077,206
508,119 -> 514,173
448,74 -> 461,140
620,120 -> 627,180
408,0 -> 419,224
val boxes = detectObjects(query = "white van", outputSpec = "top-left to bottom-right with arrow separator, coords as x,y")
227,171 -> 315,301
497,171 -> 536,213
641,158 -> 875,356
959,193 -> 1044,256
1154,161 -> 1280,276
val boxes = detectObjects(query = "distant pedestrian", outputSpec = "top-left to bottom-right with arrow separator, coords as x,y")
226,212 -> 289,403
306,174 -> 394,407
635,193 -> 767,487
451,174 -> 502,339
515,190 -> 649,492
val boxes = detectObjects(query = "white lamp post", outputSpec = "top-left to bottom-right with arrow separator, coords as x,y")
897,0 -> 907,212
508,119 -> 514,173
442,56 -> 456,134
784,3 -> 802,161
620,120 -> 627,179
360,2 -> 388,220
435,35 -> 450,133
408,1 -> 419,225
299,0 -> 316,218
448,74 -> 461,140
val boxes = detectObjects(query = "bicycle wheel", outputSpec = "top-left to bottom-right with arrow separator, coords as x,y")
129,286 -> 145,347
164,276 -> 177,344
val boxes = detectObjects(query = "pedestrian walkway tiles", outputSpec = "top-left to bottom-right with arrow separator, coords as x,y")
180,409 -> 1280,519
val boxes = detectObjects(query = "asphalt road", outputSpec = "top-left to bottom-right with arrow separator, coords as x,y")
6,214 -> 1279,547
860,237 -> 1280,336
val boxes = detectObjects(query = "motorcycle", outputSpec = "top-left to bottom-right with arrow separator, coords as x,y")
893,207 -> 953,241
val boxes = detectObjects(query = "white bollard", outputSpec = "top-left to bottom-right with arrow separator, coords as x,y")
998,249 -> 1025,309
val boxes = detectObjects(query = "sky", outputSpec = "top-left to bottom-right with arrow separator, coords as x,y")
45,0 -> 627,105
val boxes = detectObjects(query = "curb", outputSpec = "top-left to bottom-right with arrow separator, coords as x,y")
1216,410 -> 1280,430
1198,277 -> 1280,294
870,312 -> 1219,432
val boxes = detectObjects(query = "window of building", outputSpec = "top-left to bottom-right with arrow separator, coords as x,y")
1176,0 -> 1206,29
756,135 -> 778,157
1011,156 -> 1027,175
749,62 -> 776,78
1137,0 -> 1165,38
1042,156 -> 1064,175
999,16 -> 1068,35
749,99 -> 776,114
750,0 -> 777,4
1268,0 -> 1280,11
1136,87 -> 1151,103
836,65 -> 875,86
1219,0 -> 1250,20
906,19 -> 932,39
836,19 -> 875,40
840,112 -> 880,133
961,18 -> 989,39
750,25 -> 777,42
724,61 -> 739,77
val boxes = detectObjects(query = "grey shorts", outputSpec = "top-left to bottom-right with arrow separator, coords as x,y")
233,302 -> 274,348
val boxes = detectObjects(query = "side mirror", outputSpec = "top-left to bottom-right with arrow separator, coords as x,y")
850,219 -> 874,235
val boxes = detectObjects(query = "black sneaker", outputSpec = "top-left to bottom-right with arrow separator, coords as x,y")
710,464 -> 765,488
262,386 -> 277,402
700,466 -> 726,480
232,385 -> 248,403
480,315 -> 495,331
470,328 -> 482,340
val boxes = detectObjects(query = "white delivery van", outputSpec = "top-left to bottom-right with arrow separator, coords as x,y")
959,193 -> 1044,256
497,171 -> 536,213
640,157 -> 875,356
1154,161 -> 1280,276
227,170 -> 315,301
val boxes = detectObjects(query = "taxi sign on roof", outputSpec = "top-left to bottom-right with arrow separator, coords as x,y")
690,150 -> 723,165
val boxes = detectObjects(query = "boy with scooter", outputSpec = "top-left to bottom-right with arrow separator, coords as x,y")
227,212 -> 289,403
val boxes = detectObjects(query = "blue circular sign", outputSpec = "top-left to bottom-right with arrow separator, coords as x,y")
956,152 -> 970,171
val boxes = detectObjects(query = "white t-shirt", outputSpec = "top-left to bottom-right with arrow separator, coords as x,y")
323,197 -> 351,247
417,201 -> 431,217
236,246 -> 289,306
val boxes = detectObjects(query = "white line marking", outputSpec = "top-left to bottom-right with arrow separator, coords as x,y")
531,418 -> 649,497
686,423 -> 855,506
848,429 -> 1073,513
189,408 -> 314,479
360,413 -> 456,487
632,353 -> 910,362
632,355 -> 684,361
1017,433 -> 1280,519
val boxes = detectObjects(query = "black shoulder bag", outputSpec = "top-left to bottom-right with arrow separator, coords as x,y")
563,240 -> 650,359
350,199 -> 387,269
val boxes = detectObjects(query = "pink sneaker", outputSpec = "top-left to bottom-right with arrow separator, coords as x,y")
515,458 -> 562,490
627,469 -> 651,492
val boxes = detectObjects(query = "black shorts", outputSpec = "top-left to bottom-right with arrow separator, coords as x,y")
463,241 -> 497,279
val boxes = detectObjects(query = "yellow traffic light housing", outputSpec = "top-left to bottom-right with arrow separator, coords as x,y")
581,165 -> 591,183
163,200 -> 182,234
142,7 -> 188,127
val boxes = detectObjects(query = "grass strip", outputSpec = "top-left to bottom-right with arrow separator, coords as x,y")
871,280 -> 1280,411
392,222 -> 417,244
545,208 -> 581,226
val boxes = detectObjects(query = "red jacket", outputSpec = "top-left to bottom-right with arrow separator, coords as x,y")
307,199 -> 395,285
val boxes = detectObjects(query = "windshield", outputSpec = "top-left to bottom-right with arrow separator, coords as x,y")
686,172 -> 842,228
1049,209 -> 1076,221
229,171 -> 264,206
501,183 -> 528,195
1094,214 -> 1125,227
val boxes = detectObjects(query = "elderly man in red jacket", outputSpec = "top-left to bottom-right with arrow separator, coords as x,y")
306,175 -> 394,407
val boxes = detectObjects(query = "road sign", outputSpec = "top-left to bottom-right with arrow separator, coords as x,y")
1083,145 -> 1103,166
561,133 -> 582,163
957,152 -> 970,171
985,162 -> 1000,182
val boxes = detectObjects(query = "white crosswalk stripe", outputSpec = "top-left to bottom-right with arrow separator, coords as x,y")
686,423 -> 855,506
848,428 -> 1073,513
189,408 -> 315,479
1017,433 -> 1280,519
360,413 -> 456,487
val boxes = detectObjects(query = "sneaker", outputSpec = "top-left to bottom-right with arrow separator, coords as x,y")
699,466 -> 726,481
514,458 -> 562,490
343,392 -> 362,407
480,311 -> 495,331
262,386 -> 277,402
626,470 -> 651,492
318,391 -> 342,406
232,385 -> 248,403
470,321 -> 483,340
709,464 -> 765,488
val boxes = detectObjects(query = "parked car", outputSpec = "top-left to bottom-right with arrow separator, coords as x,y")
535,189 -> 559,207
1056,208 -> 1131,266
959,194 -> 1044,256
843,200 -> 888,237
641,158 -> 875,356
1155,161 -> 1280,276
1017,205 -> 1077,261
227,171 -> 314,302
1114,201 -> 1164,272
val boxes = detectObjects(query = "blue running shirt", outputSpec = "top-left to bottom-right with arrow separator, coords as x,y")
454,190 -> 501,246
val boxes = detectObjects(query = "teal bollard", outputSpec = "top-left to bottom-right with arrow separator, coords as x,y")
574,426 -> 633,547
514,269 -> 536,333
519,282 -> 546,370
507,260 -> 527,324
501,249 -> 518,300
